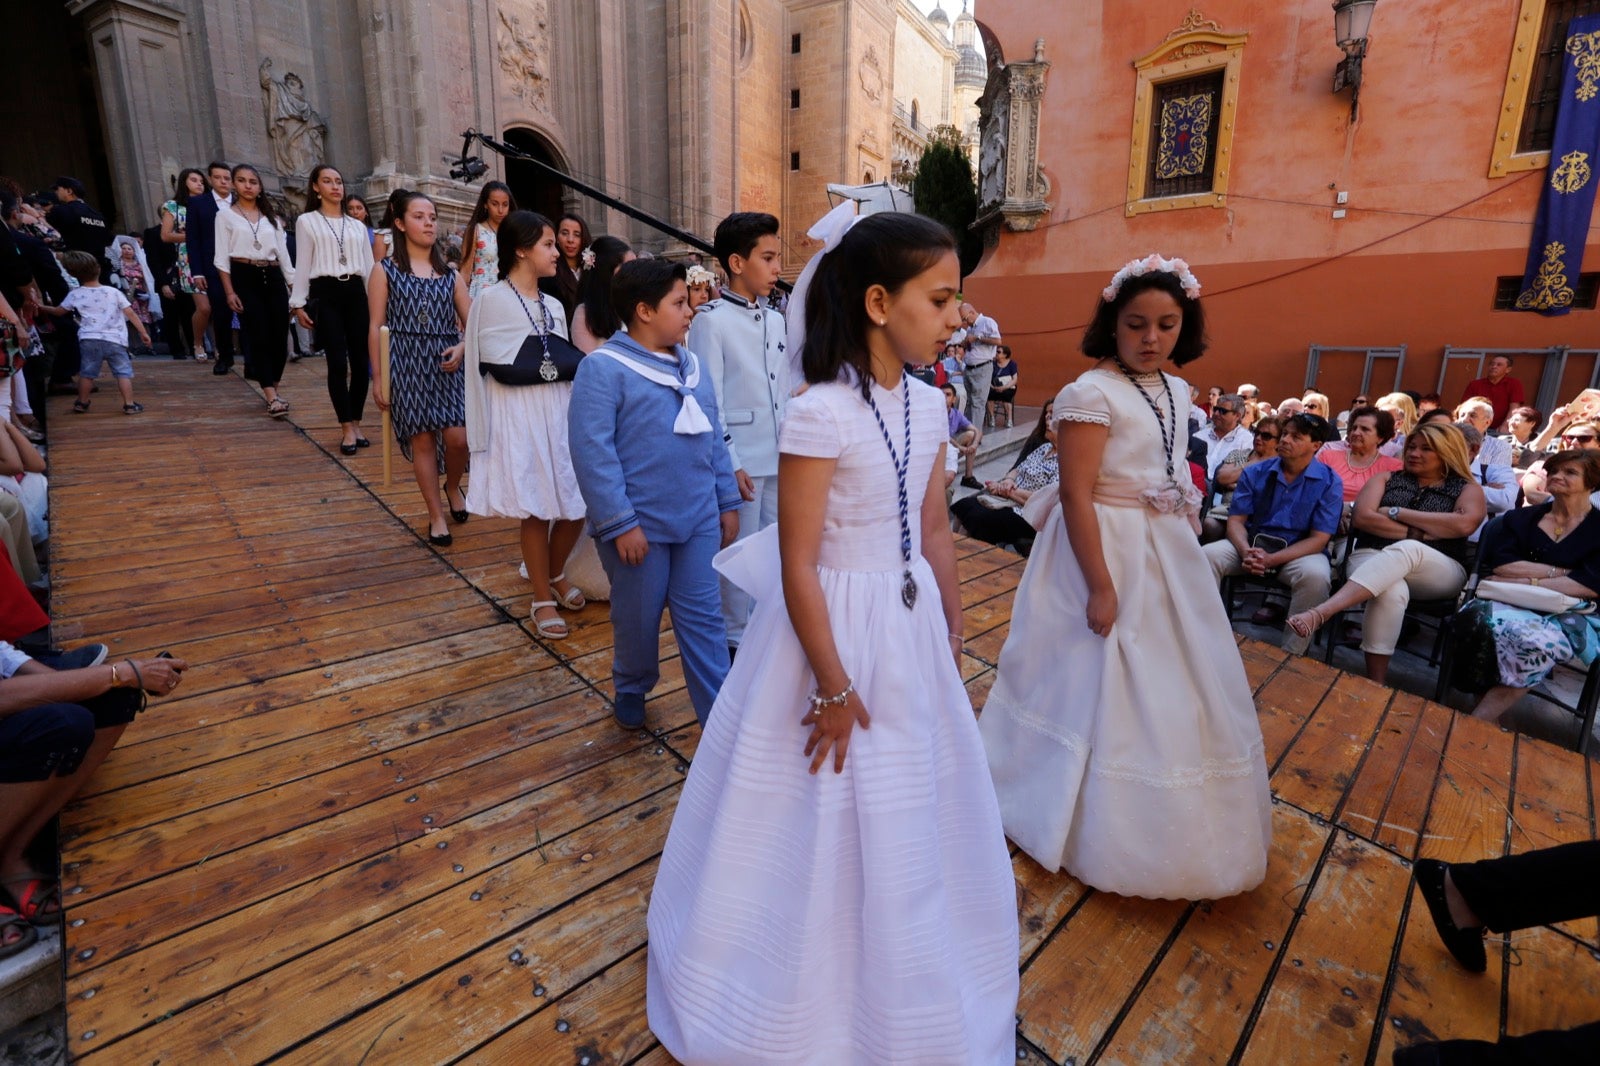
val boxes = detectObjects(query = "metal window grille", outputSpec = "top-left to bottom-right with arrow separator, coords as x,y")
1145,70 -> 1225,199
1519,0 -> 1600,154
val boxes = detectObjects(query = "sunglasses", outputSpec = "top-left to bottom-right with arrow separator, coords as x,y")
1562,434 -> 1597,443
1255,433 -> 1280,442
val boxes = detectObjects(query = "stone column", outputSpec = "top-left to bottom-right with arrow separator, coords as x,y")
976,38 -> 1051,233
67,0 -> 204,228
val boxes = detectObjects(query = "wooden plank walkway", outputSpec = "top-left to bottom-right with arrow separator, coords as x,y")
46,360 -> 1599,1064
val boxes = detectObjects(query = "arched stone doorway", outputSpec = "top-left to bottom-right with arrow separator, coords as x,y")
501,128 -> 567,223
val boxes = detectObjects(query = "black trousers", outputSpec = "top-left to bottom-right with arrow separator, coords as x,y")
161,290 -> 195,356
952,496 -> 1037,556
310,275 -> 370,423
198,268 -> 236,365
1451,839 -> 1599,932
230,261 -> 290,388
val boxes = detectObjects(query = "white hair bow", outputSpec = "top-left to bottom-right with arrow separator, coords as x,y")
785,201 -> 862,384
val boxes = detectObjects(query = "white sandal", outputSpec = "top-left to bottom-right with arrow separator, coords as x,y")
529,601 -> 569,639
552,572 -> 586,610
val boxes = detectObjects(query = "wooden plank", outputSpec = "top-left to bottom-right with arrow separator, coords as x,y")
1255,652 -> 1337,768
1240,833 -> 1413,1066
1502,925 -> 1600,1040
1507,736 -> 1598,944
1240,639 -> 1290,693
1271,672 -> 1392,821
1096,804 -> 1326,1063
1375,713 -> 1516,1065
67,730 -> 681,1053
1013,855 -> 1090,965
281,860 -> 659,1064
79,790 -> 678,1062
1017,891 -> 1190,1063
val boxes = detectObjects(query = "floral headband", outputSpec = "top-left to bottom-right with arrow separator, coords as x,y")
580,247 -> 596,270
685,264 -> 717,288
1102,253 -> 1202,303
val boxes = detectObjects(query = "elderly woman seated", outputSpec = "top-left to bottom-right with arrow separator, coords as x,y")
1521,420 -> 1600,505
1287,422 -> 1487,684
950,402 -> 1058,556
0,642 -> 186,956
1451,450 -> 1600,727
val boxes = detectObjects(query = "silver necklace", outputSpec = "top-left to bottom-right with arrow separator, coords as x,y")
320,211 -> 348,267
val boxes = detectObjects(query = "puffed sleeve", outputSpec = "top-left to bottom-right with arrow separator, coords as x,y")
1054,377 -> 1111,426
779,388 -> 842,459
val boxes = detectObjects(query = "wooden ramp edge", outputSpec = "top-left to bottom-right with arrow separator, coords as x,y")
41,361 -> 1598,1064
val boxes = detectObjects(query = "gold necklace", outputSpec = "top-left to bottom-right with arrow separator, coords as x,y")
1552,504 -> 1591,540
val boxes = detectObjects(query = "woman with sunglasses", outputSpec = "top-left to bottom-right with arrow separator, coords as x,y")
1201,414 -> 1283,542
1520,421 -> 1600,505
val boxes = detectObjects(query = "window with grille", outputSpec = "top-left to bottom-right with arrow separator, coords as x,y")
1494,272 -> 1600,309
1519,0 -> 1600,153
1145,70 -> 1225,199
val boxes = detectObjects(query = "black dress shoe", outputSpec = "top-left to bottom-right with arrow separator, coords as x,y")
444,493 -> 469,524
427,531 -> 453,547
339,442 -> 358,456
354,437 -> 371,448
960,475 -> 984,490
211,362 -> 231,375
1413,859 -> 1488,972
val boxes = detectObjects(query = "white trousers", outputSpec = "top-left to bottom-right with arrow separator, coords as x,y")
1346,542 -> 1467,655
1204,540 -> 1332,655
720,473 -> 779,647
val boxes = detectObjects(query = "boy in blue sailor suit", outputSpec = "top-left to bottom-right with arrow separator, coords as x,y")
569,259 -> 742,730
686,212 -> 787,658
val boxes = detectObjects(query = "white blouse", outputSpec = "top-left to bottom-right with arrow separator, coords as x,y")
289,210 -> 375,308
214,207 -> 294,283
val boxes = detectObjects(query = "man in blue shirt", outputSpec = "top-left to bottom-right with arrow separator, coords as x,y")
1203,414 -> 1344,655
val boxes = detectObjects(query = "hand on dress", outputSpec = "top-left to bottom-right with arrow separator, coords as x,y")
439,343 -> 464,373
735,469 -> 756,502
1086,587 -> 1118,638
803,691 -> 871,774
615,527 -> 649,566
719,510 -> 739,549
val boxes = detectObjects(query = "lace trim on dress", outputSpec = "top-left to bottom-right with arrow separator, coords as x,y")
1058,408 -> 1111,427
994,698 -> 1090,755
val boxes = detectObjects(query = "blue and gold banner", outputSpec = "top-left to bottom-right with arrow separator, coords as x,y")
1156,93 -> 1212,180
1516,13 -> 1600,315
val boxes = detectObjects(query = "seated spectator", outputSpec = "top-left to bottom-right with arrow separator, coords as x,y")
1335,393 -> 1370,435
1203,413 -> 1343,655
1202,414 -> 1282,542
942,382 -> 982,488
1454,396 -> 1514,470
1287,423 -> 1487,684
939,343 -> 966,411
951,402 -> 1058,557
1519,420 -> 1600,505
1417,392 -> 1443,416
1276,396 -> 1304,417
1300,391 -> 1331,422
1455,422 -> 1516,522
0,493 -> 42,594
1376,392 -> 1418,457
1396,841 -> 1600,1063
1501,404 -> 1542,469
1196,393 -> 1253,480
0,420 -> 46,545
1316,405 -> 1403,519
1450,450 -> 1600,726
987,344 -> 1018,428
0,641 -> 187,949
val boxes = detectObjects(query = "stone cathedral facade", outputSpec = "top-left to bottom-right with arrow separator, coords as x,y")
18,0 -> 983,275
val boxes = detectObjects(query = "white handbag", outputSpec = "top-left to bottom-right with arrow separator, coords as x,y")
1475,579 -> 1590,615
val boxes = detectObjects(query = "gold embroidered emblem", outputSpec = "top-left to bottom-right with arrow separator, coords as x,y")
1515,242 -> 1576,311
1552,150 -> 1592,194
1568,29 -> 1600,103
1156,94 -> 1213,180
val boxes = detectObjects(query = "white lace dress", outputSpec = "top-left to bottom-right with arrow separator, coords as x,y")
978,368 -> 1272,900
647,377 -> 1020,1065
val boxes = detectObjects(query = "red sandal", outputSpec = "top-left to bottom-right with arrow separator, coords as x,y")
3,877 -> 63,926
0,903 -> 38,959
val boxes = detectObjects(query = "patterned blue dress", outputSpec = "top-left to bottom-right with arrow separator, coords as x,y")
383,260 -> 463,461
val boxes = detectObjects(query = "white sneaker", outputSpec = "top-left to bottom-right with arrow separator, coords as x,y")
518,562 -> 529,580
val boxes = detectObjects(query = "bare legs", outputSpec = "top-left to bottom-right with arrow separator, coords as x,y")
522,517 -> 585,634
191,290 -> 212,357
1470,684 -> 1530,726
410,426 -> 469,538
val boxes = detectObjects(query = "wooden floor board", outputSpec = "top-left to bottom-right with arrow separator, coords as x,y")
48,363 -> 1598,1065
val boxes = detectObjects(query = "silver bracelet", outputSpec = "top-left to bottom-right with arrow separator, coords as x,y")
807,678 -> 855,710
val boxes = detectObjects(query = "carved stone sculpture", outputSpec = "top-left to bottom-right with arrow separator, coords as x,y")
259,58 -> 327,178
976,39 -> 1051,231
498,5 -> 552,114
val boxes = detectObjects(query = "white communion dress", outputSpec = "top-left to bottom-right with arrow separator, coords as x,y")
646,376 -> 1020,1065
979,368 -> 1272,900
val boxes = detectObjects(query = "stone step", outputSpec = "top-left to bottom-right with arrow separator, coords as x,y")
0,930 -> 62,1051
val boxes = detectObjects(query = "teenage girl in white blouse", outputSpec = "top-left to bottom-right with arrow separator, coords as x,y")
291,165 -> 377,454
215,164 -> 294,417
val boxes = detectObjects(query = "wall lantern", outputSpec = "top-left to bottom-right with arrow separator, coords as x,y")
1331,0 -> 1376,116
